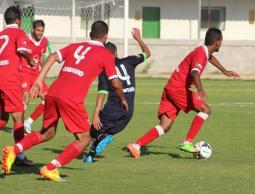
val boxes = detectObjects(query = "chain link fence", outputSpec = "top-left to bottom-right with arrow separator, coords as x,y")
0,0 -> 126,76
0,0 -> 125,40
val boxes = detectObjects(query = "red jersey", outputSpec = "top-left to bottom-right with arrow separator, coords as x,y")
21,34 -> 48,75
0,24 -> 29,88
166,45 -> 209,89
47,40 -> 118,102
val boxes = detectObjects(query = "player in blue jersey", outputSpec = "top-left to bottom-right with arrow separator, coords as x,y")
84,28 -> 150,163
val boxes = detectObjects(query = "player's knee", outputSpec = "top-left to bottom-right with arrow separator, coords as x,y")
203,106 -> 211,115
11,112 -> 23,123
40,127 -> 56,141
77,132 -> 91,148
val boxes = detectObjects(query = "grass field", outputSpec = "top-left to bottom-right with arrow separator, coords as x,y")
0,77 -> 254,194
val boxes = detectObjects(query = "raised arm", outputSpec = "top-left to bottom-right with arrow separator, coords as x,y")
132,28 -> 151,58
209,55 -> 239,78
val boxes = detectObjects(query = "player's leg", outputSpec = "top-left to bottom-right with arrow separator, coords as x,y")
94,115 -> 132,155
2,95 -> 58,174
39,98 -> 90,181
0,98 -> 9,129
41,132 -> 90,181
2,125 -> 57,174
84,113 -> 116,163
127,89 -> 178,158
179,92 -> 211,153
24,81 -> 48,133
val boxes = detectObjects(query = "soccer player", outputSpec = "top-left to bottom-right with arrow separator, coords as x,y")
21,20 -> 49,134
0,6 -> 35,165
2,21 -> 128,181
84,28 -> 150,163
127,28 -> 239,158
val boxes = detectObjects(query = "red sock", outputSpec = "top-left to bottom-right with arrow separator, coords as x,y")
46,141 -> 83,170
0,120 -> 7,129
185,112 -> 208,142
135,125 -> 164,147
30,103 -> 45,121
13,122 -> 24,143
14,132 -> 44,154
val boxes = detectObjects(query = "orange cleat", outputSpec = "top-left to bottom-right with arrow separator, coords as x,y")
127,143 -> 141,159
2,146 -> 16,175
40,166 -> 65,182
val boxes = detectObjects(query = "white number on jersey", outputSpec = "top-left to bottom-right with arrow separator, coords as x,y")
74,46 -> 91,65
116,64 -> 131,85
0,35 -> 9,54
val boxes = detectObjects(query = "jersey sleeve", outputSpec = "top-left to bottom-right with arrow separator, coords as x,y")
41,38 -> 48,55
102,51 -> 118,80
127,53 -> 146,67
190,51 -> 206,75
56,44 -> 72,62
16,31 -> 30,53
97,72 -> 109,94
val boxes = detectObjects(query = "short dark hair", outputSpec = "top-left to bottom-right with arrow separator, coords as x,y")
90,20 -> 108,39
33,20 -> 45,28
105,42 -> 117,55
204,28 -> 222,46
4,6 -> 21,25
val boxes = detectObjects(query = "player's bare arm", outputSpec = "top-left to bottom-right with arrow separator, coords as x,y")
39,55 -> 45,68
92,93 -> 106,130
209,55 -> 239,78
132,28 -> 151,58
31,52 -> 58,98
18,50 -> 36,67
111,78 -> 128,112
191,70 -> 207,100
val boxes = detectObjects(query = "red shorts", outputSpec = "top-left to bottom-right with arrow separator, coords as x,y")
21,72 -> 48,94
158,87 -> 205,121
43,95 -> 89,133
0,87 -> 24,112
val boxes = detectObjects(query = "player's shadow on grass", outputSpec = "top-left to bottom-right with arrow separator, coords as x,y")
122,146 -> 194,159
0,127 -> 13,134
43,147 -> 105,164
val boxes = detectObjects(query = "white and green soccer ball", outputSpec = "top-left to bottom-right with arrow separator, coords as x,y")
194,141 -> 212,159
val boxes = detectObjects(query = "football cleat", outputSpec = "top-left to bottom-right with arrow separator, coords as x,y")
2,146 -> 16,175
14,156 -> 35,167
95,135 -> 113,154
84,155 -> 93,164
40,166 -> 65,182
127,143 -> 141,159
179,142 -> 197,153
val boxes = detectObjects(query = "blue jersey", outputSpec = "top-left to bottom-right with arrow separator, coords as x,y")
98,53 -> 146,116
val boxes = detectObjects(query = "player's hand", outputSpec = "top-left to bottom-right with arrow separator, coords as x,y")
92,114 -> 102,130
30,81 -> 42,98
120,99 -> 128,112
29,59 -> 37,67
223,70 -> 240,78
197,89 -> 207,100
132,28 -> 142,40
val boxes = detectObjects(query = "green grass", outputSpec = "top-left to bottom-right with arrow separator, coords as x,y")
0,77 -> 255,194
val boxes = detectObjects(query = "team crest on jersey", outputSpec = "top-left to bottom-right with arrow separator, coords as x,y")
21,82 -> 28,88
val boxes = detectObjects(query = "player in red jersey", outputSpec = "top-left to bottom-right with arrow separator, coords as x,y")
127,28 -> 239,158
0,6 -> 35,166
2,21 -> 128,181
21,20 -> 49,134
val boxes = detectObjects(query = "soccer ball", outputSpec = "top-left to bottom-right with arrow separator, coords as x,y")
194,141 -> 212,159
